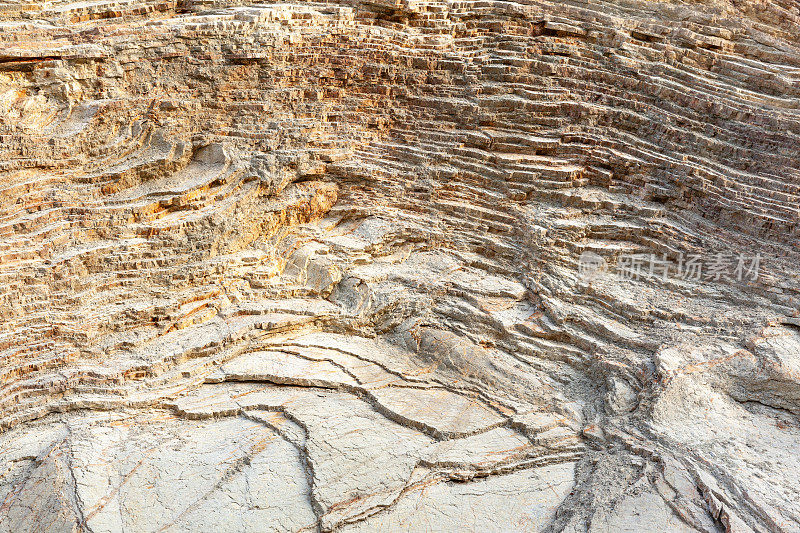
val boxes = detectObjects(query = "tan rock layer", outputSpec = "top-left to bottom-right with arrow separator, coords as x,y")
0,0 -> 799,531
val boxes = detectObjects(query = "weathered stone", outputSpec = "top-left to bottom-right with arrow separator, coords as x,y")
1,0 -> 799,530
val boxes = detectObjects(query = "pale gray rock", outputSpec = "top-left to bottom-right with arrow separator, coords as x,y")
340,462 -> 577,533
1,0 -> 799,531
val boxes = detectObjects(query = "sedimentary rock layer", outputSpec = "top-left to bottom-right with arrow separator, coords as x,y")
0,0 -> 799,531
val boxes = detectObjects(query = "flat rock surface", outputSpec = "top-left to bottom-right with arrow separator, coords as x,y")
1,0 -> 799,531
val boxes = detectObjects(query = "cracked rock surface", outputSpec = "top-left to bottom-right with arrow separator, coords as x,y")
0,0 -> 799,531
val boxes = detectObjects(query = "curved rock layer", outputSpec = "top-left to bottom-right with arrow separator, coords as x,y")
0,0 -> 799,531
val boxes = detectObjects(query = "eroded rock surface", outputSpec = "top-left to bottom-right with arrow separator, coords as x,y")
0,0 -> 799,531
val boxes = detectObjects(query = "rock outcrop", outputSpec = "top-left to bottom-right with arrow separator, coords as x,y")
0,0 -> 799,531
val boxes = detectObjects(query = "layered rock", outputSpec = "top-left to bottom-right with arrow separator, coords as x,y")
0,0 -> 799,531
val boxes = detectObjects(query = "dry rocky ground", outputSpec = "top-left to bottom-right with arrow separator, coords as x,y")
0,0 -> 799,531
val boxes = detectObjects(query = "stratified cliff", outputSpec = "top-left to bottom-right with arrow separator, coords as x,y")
0,0 -> 799,531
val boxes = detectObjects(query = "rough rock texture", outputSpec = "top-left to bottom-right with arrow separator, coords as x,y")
0,0 -> 799,531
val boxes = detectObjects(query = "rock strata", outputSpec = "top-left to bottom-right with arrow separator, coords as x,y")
0,0 -> 799,531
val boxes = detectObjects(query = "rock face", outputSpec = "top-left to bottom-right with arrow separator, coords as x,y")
0,0 -> 799,531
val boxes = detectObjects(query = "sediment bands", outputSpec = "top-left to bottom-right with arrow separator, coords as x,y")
0,0 -> 799,531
